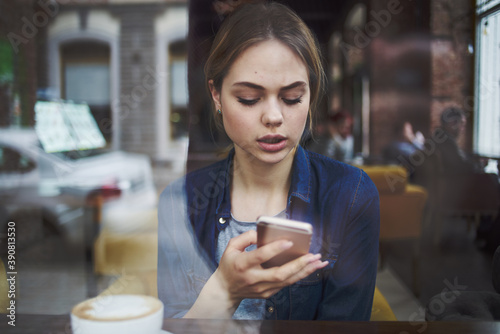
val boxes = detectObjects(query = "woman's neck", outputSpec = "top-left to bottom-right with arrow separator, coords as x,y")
229,148 -> 295,221
233,153 -> 293,190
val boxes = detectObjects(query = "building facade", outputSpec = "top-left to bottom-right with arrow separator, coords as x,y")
1,0 -> 188,161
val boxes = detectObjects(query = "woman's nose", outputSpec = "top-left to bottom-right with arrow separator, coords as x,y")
261,99 -> 283,127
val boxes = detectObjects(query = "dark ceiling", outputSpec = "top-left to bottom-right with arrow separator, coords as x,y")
188,0 -> 354,46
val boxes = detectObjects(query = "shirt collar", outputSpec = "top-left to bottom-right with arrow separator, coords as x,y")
289,145 -> 312,203
215,149 -> 234,219
215,146 -> 311,218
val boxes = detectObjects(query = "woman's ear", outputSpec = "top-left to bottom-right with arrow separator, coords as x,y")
208,80 -> 222,110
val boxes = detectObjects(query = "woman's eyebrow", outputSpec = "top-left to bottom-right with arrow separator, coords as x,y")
280,81 -> 307,91
232,81 -> 307,91
232,82 -> 265,90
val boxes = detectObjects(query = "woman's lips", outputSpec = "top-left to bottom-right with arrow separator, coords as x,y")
257,135 -> 287,152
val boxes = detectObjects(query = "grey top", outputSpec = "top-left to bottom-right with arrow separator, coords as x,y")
216,210 -> 286,320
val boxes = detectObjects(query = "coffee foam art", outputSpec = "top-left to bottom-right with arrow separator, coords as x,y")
73,295 -> 159,321
71,295 -> 164,334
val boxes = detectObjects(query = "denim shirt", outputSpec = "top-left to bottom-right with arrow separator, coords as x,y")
157,146 -> 380,320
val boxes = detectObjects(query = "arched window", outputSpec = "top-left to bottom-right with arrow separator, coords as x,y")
154,6 -> 188,162
61,40 -> 111,142
47,10 -> 120,148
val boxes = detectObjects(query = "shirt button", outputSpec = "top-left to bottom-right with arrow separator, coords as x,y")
219,218 -> 226,224
267,306 -> 274,313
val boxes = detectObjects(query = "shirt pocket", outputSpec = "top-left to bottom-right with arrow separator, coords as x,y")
296,270 -> 323,286
287,271 -> 323,319
287,250 -> 339,318
294,247 -> 339,286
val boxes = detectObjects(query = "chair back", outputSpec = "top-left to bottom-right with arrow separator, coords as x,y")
371,287 -> 397,321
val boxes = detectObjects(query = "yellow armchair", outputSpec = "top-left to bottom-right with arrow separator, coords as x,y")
371,286 -> 397,321
360,165 -> 428,295
360,165 -> 428,240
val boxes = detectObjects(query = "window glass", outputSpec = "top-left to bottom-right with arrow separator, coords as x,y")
475,5 -> 500,158
170,60 -> 188,107
65,64 -> 111,105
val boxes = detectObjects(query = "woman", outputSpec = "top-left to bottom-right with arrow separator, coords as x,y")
158,2 -> 380,320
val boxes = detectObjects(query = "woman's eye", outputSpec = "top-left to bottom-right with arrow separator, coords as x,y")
283,97 -> 302,105
238,97 -> 259,106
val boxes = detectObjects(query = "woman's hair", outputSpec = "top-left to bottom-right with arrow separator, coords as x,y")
204,2 -> 325,131
440,106 -> 466,126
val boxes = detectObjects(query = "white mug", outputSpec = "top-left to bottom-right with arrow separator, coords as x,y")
71,294 -> 164,334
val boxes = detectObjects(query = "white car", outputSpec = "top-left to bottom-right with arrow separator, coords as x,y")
0,128 -> 158,248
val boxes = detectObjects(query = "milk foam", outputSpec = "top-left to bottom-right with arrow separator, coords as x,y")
87,296 -> 152,319
73,295 -> 161,321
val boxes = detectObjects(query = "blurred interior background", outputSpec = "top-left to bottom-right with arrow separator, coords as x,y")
0,0 -> 499,322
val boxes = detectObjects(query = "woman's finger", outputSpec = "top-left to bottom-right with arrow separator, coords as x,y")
276,253 -> 329,285
241,256 -> 328,298
225,230 -> 257,253
239,238 -> 294,268
257,253 -> 328,285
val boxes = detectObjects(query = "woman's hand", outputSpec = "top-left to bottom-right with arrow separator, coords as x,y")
216,230 -> 328,299
184,230 -> 328,318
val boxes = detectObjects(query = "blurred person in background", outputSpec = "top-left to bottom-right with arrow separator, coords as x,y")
434,107 -> 499,250
383,120 -> 425,165
435,107 -> 483,174
307,111 -> 354,163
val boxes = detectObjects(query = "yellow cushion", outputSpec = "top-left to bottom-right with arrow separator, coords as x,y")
94,209 -> 159,275
94,230 -> 158,275
359,165 -> 408,194
371,286 -> 397,321
379,184 -> 428,239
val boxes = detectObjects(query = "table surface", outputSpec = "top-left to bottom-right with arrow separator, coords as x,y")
3,314 -> 500,334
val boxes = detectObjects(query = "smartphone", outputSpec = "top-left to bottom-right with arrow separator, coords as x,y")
256,216 -> 313,268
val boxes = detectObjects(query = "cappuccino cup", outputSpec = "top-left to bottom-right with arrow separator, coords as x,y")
71,294 -> 164,334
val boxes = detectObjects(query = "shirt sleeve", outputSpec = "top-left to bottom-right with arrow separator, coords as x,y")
318,170 -> 380,320
157,179 -> 213,318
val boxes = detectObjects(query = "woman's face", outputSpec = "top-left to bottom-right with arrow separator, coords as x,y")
210,39 -> 310,166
